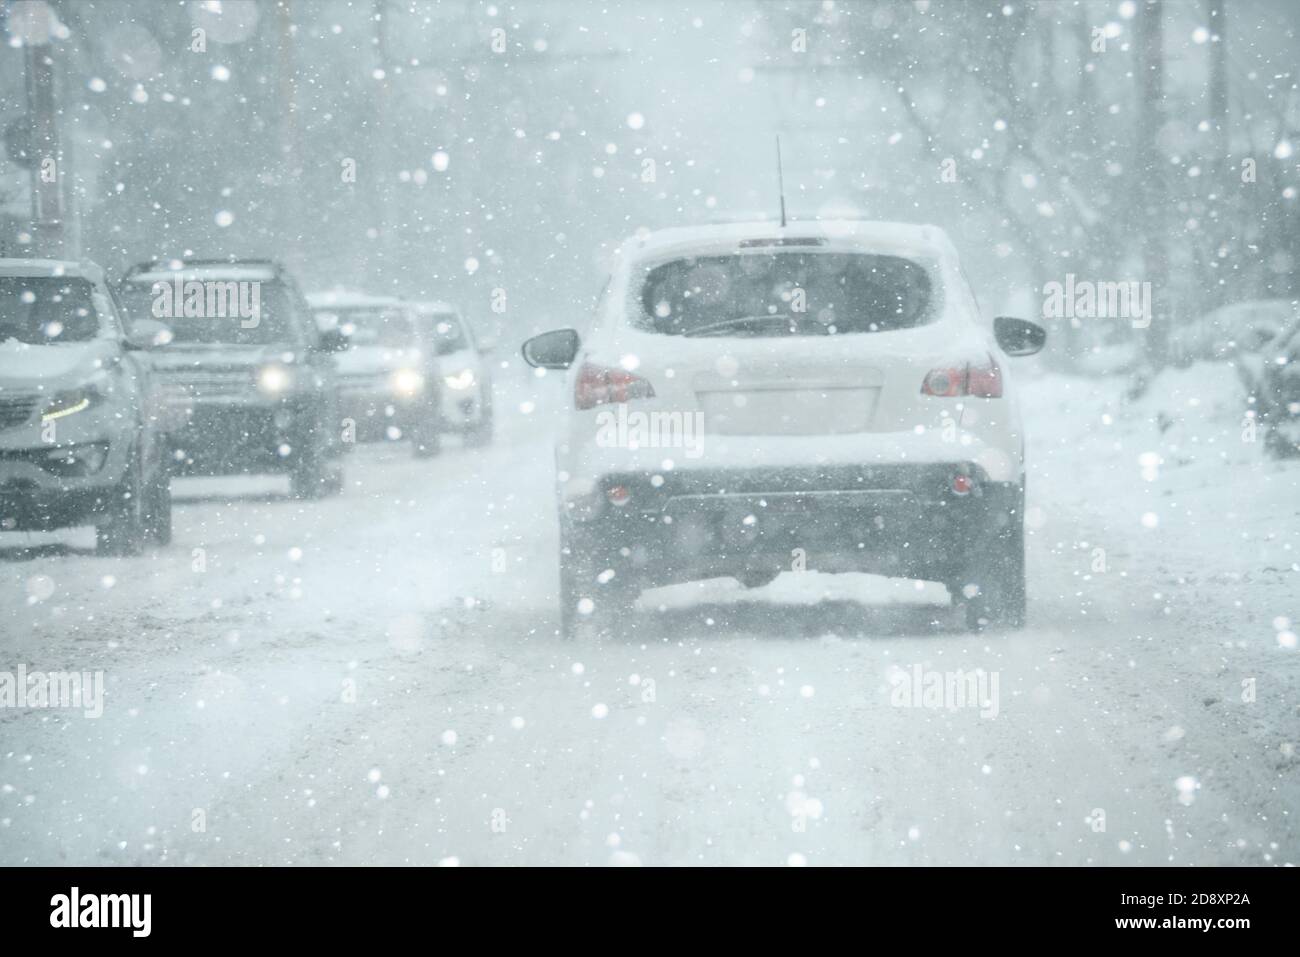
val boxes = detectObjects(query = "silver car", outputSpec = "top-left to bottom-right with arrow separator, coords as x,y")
0,258 -> 173,554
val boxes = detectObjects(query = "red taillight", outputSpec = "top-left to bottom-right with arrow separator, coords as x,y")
605,484 -> 632,506
920,355 -> 1002,398
951,474 -> 973,496
921,366 -> 966,397
966,357 -> 1002,397
574,362 -> 656,411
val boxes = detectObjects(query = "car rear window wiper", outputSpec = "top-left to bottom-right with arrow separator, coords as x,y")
681,315 -> 826,338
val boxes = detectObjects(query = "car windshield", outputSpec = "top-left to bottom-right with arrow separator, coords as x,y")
636,252 -> 935,336
324,306 -> 415,347
117,278 -> 298,345
427,315 -> 467,354
0,277 -> 103,344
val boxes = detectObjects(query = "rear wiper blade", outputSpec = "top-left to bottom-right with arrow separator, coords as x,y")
683,315 -> 820,338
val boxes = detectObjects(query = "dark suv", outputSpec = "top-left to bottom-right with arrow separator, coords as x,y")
0,258 -> 173,554
117,258 -> 347,498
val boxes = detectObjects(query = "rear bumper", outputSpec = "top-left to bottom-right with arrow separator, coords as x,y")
561,419 -> 1024,485
561,463 -> 1022,588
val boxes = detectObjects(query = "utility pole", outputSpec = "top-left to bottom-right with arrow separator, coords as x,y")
1206,0 -> 1229,308
276,0 -> 301,273
1137,0 -> 1167,366
371,0 -> 396,274
1207,0 -> 1228,158
20,1 -> 65,258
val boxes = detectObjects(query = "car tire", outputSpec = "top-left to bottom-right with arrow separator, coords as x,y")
957,513 -> 1026,632
144,462 -> 173,545
410,420 -> 442,458
737,567 -> 780,589
559,529 -> 637,639
320,461 -> 345,496
96,452 -> 148,557
1265,425 -> 1299,458
290,442 -> 343,499
464,397 -> 493,448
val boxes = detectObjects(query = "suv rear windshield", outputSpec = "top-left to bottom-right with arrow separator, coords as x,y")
636,252 -> 936,337
118,278 -> 301,346
0,277 -> 103,344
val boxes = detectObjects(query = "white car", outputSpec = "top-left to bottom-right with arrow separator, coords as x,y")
409,302 -> 494,446
522,220 -> 1046,636
1,259 -> 174,553
306,290 -> 442,456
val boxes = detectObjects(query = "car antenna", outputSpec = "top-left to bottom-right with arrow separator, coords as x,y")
775,134 -> 788,228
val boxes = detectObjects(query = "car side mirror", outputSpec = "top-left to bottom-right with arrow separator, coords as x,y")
317,328 -> 349,353
522,329 -> 580,370
125,318 -> 173,350
994,316 -> 1047,357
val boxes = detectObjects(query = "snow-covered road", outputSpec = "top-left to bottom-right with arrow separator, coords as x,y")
1,364 -> 1296,866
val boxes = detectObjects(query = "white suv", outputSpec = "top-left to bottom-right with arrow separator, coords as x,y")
523,221 -> 1046,636
410,302 -> 494,447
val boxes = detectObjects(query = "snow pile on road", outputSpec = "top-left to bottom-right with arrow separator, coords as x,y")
1123,361 -> 1258,469
1024,359 -> 1267,502
1025,359 -> 1297,629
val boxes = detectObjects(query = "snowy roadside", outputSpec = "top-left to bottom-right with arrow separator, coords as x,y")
1013,362 -> 1299,862
0,364 -> 1295,866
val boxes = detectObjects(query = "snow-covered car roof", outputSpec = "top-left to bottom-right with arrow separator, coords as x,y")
616,220 -> 958,266
306,289 -> 404,310
407,300 -> 459,317
123,263 -> 279,284
0,258 -> 106,284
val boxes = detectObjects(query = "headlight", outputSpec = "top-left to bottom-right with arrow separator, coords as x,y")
391,368 -> 426,396
443,368 -> 476,391
41,384 -> 105,422
256,364 -> 295,395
